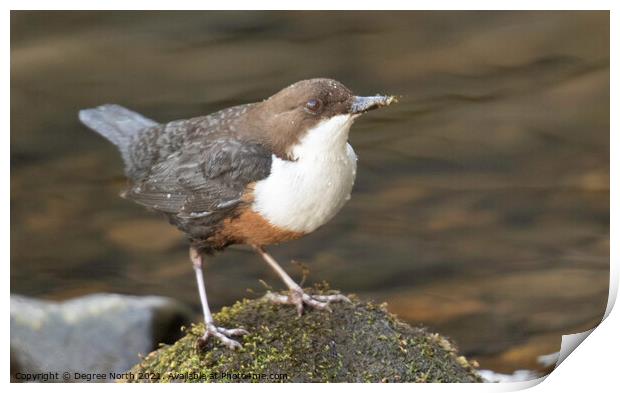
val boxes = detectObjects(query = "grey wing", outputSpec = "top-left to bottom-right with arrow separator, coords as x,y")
123,138 -> 272,219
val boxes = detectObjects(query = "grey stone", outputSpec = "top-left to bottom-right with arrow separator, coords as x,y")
10,293 -> 193,382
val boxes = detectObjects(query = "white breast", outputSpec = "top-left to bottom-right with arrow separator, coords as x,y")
252,114 -> 358,233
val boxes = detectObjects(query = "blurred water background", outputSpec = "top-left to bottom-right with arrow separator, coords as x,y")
10,11 -> 609,373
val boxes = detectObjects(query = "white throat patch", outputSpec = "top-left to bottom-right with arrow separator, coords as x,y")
252,114 -> 358,233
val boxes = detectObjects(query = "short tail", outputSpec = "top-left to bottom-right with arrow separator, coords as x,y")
79,104 -> 158,164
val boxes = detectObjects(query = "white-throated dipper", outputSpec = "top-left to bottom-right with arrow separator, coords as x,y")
79,78 -> 396,349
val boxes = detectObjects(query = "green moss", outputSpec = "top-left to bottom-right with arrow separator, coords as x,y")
126,289 -> 481,383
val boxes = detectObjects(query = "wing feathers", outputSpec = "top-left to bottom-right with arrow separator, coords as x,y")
123,139 -> 272,218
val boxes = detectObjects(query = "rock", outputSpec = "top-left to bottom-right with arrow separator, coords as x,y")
127,290 -> 481,383
10,293 -> 193,382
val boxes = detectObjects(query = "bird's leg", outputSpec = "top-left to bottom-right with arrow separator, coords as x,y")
252,245 -> 350,316
190,247 -> 248,350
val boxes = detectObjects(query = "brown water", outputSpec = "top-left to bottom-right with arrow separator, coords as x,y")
10,11 -> 609,374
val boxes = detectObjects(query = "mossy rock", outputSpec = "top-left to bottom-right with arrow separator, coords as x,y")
126,290 -> 481,383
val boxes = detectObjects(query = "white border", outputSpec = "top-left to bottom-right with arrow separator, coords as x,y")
5,2 -> 616,391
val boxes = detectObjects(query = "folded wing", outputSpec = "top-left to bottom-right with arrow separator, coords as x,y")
123,138 -> 272,219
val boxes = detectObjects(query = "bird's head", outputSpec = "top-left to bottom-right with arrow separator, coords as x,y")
253,78 -> 396,160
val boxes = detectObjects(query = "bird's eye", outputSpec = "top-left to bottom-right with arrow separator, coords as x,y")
305,98 -> 322,113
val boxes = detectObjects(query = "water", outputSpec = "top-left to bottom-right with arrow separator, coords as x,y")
10,11 -> 609,373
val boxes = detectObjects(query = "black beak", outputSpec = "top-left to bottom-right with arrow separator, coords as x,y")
350,95 -> 397,114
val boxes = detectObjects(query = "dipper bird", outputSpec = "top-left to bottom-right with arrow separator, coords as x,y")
79,78 -> 396,349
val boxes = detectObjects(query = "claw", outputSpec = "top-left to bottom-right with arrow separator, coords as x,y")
264,288 -> 350,316
197,323 -> 248,350
216,327 -> 249,336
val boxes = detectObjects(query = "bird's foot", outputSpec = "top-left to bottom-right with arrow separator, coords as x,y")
264,286 -> 351,316
197,323 -> 248,350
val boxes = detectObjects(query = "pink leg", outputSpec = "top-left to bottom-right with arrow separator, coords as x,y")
190,247 -> 248,349
253,245 -> 350,316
